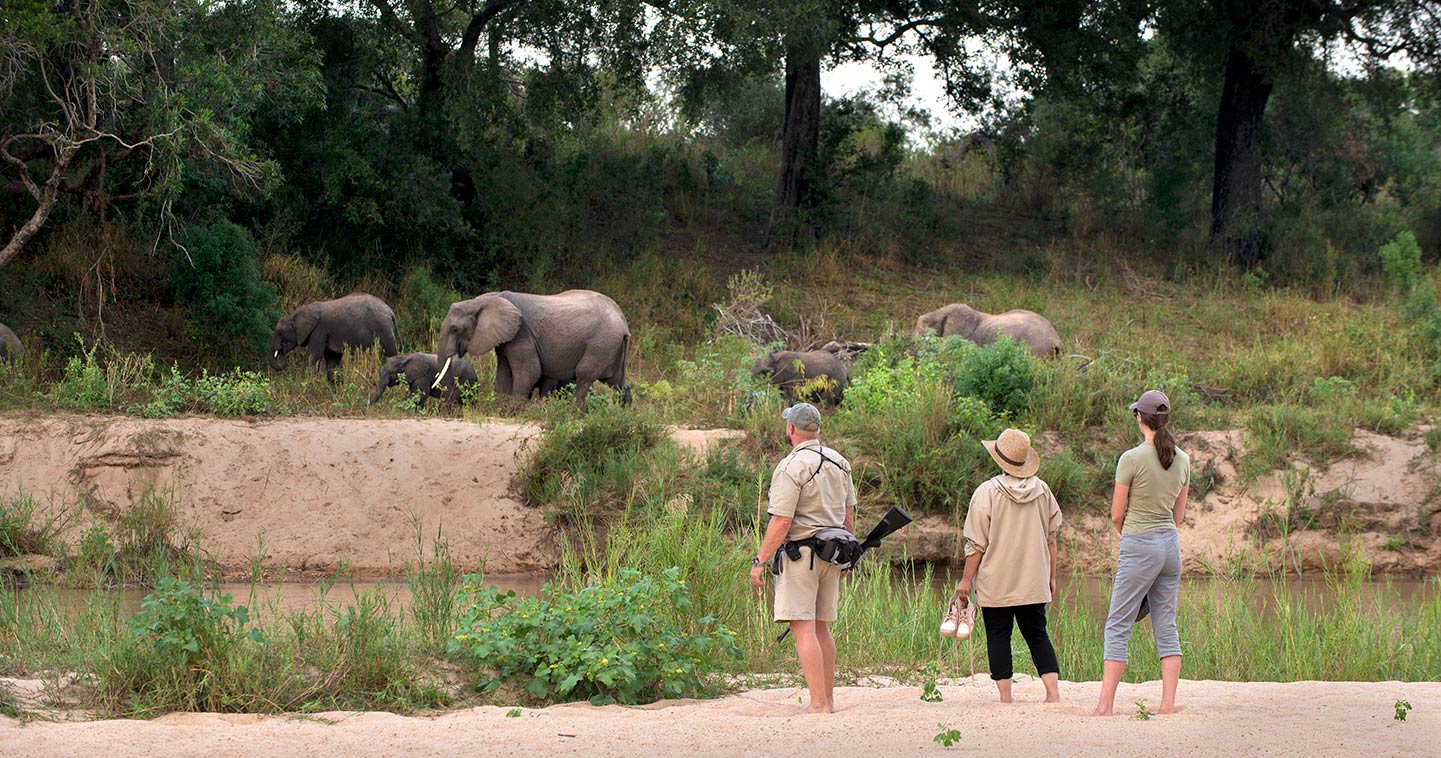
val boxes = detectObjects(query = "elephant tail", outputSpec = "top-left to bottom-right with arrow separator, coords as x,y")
391,313 -> 403,354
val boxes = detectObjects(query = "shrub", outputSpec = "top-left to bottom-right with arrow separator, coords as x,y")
102,578 -> 263,713
170,220 -> 281,357
520,404 -> 669,521
449,567 -> 741,704
952,336 -> 1035,419
50,336 -> 109,410
1379,230 -> 1424,294
193,369 -> 281,416
0,491 -> 61,558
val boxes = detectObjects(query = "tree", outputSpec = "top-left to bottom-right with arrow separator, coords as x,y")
660,1 -> 996,246
0,0 -> 321,268
1158,0 -> 1441,268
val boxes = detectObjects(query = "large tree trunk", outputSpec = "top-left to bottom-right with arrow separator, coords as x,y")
1210,44 -> 1274,270
773,36 -> 822,247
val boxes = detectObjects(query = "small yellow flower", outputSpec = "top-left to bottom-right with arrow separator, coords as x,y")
600,658 -> 609,666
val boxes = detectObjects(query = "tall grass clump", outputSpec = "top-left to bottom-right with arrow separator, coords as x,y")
97,578 -> 262,715
520,403 -> 671,523
68,487 -> 203,586
0,490 -> 66,558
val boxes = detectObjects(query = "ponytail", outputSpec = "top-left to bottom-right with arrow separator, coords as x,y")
1139,411 -> 1177,470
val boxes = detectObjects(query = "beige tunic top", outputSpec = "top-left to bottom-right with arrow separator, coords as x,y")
768,440 -> 857,540
962,474 -> 1063,607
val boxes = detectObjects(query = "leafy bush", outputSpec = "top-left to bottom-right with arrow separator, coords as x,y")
102,578 -> 264,713
170,220 -> 280,356
193,369 -> 281,416
50,336 -> 110,409
952,336 -> 1035,419
450,567 -> 741,704
1379,230 -> 1424,294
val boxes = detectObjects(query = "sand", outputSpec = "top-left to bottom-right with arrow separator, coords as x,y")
1,680 -> 1436,756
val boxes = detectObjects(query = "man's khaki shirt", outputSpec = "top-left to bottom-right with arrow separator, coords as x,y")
768,439 -> 857,540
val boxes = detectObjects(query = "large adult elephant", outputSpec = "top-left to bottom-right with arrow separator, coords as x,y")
915,303 -> 1061,358
269,293 -> 400,381
370,353 -> 478,406
433,290 -> 631,406
0,323 -> 22,362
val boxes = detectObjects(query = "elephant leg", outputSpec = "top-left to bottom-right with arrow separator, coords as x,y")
495,353 -> 514,395
409,378 -> 430,406
323,350 -> 343,383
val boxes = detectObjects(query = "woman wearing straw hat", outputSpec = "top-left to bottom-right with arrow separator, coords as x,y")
1091,389 -> 1190,716
950,428 -> 1063,703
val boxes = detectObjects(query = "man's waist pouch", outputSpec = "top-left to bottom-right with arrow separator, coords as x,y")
771,527 -> 862,574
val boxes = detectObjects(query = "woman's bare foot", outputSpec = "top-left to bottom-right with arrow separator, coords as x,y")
1090,705 -> 1113,716
1045,694 -> 1062,703
796,702 -> 834,715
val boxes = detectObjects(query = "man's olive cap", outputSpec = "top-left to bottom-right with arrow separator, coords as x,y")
782,402 -> 821,432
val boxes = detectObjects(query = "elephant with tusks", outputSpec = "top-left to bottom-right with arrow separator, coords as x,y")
370,353 -> 479,406
433,290 -> 631,407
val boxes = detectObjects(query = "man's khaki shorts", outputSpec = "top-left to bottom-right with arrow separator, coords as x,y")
774,547 -> 840,622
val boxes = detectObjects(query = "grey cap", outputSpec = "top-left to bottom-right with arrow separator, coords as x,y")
1129,389 -> 1171,415
781,402 -> 821,432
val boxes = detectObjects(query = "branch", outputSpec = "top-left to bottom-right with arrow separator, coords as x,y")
858,17 -> 943,51
460,0 -> 518,61
366,0 -> 423,47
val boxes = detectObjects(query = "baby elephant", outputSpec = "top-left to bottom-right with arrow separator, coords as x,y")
752,350 -> 849,406
370,353 -> 479,406
915,303 -> 1061,358
0,323 -> 22,363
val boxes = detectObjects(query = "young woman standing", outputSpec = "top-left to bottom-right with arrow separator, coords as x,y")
1092,390 -> 1190,716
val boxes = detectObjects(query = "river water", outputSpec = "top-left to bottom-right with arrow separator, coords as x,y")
5,572 -> 1436,621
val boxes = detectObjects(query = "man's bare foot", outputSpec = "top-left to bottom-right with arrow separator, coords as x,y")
796,703 -> 834,714
1090,705 -> 1113,716
1156,704 -> 1175,715
1045,694 -> 1061,703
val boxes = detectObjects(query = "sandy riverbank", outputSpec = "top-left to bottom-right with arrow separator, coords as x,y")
2,679 -> 1435,756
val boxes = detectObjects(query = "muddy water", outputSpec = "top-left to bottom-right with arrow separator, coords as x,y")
7,572 -> 1437,625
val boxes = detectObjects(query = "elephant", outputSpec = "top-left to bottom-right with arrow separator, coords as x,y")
433,289 -> 631,407
752,349 -> 849,406
0,323 -> 22,363
268,293 -> 400,381
369,353 -> 479,406
915,303 -> 1061,358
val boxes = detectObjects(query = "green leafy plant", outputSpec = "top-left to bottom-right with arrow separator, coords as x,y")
952,335 -> 1035,418
933,723 -> 962,747
920,663 -> 943,702
49,335 -> 109,410
194,369 -> 282,416
1132,698 -> 1155,720
1394,699 -> 1412,721
1378,230 -> 1423,295
506,708 -> 522,717
449,567 -> 741,705
170,220 -> 280,355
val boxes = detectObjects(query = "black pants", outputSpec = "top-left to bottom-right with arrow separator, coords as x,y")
981,603 -> 1060,682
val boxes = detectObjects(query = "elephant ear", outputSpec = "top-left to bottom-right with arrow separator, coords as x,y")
291,304 -> 322,345
467,294 -> 523,355
944,304 -> 982,338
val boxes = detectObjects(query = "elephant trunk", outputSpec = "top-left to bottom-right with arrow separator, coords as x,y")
269,349 -> 287,371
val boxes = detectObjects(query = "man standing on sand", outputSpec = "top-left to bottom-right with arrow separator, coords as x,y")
749,402 -> 857,715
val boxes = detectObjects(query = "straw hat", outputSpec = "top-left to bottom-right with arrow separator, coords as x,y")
983,428 -> 1040,478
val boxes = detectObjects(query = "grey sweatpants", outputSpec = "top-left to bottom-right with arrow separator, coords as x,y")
1103,528 -> 1182,662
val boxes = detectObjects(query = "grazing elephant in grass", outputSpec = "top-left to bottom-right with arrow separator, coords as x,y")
269,293 -> 400,381
369,353 -> 478,406
752,349 -> 849,406
915,303 -> 1061,358
0,323 -> 21,363
433,290 -> 630,407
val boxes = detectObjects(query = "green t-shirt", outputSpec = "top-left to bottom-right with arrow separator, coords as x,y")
1116,442 -> 1190,535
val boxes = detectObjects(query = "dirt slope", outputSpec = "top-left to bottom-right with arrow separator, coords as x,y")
0,414 -> 549,575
